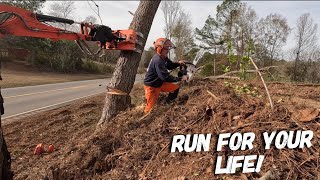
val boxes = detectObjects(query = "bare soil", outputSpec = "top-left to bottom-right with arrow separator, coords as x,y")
2,79 -> 319,180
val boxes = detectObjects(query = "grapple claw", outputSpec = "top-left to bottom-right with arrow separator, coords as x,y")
136,40 -> 144,47
134,48 -> 142,54
0,4 -> 144,55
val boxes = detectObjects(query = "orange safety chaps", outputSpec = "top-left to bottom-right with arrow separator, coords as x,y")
144,82 -> 179,114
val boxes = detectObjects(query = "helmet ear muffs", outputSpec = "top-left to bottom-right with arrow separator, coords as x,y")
156,47 -> 162,54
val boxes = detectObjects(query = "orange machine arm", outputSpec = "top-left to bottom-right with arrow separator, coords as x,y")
0,4 -> 90,41
0,4 -> 142,54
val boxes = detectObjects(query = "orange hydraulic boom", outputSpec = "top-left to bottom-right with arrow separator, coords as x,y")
0,3 -> 144,55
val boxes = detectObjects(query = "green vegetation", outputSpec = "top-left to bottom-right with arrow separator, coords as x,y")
81,59 -> 113,74
224,81 -> 262,98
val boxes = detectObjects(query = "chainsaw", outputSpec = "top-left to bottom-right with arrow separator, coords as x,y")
178,48 -> 206,82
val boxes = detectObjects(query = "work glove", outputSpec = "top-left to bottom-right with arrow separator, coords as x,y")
178,60 -> 185,66
181,75 -> 188,81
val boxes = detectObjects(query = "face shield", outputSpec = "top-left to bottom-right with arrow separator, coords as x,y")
163,40 -> 176,50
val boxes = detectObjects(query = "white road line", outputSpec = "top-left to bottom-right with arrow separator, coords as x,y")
2,78 -> 144,122
4,83 -> 98,99
2,91 -> 105,120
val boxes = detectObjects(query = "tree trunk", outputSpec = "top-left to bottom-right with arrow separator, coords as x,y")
214,47 -> 217,76
0,90 -> 13,180
97,0 -> 161,125
294,52 -> 299,82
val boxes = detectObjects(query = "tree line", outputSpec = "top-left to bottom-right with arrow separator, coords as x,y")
1,0 -> 319,81
141,0 -> 320,83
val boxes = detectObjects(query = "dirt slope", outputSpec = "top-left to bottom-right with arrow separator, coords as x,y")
3,79 -> 320,180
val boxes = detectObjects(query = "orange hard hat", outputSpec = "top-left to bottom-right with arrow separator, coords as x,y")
153,38 -> 176,54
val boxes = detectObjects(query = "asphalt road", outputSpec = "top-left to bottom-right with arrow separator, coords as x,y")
1,74 -> 144,120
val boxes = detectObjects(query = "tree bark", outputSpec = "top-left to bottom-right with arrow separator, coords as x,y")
293,51 -> 300,82
97,0 -> 161,125
0,90 -> 13,180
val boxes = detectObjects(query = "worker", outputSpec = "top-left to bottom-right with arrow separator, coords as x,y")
143,38 -> 188,114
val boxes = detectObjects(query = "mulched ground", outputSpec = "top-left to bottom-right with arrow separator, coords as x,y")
2,79 -> 319,180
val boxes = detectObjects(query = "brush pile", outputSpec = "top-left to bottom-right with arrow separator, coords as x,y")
49,78 -> 319,179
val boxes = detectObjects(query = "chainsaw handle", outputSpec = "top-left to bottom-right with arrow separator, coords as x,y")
177,62 -> 193,78
178,64 -> 187,78
178,62 -> 197,84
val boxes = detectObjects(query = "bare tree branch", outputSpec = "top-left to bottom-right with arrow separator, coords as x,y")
161,1 -> 193,61
249,57 -> 274,109
161,1 -> 181,40
292,13 -> 318,81
221,65 -> 278,76
48,1 -> 75,30
87,0 -> 103,24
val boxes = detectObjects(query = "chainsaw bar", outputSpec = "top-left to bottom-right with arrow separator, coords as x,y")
185,63 -> 197,82
192,48 -> 205,66
175,48 -> 207,83
184,48 -> 206,82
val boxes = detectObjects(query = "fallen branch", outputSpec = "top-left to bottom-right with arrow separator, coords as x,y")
266,69 -> 276,80
195,65 -> 205,71
249,57 -> 274,109
139,142 -> 170,179
139,153 -> 155,179
220,66 -> 278,77
220,121 -> 273,133
267,81 -> 320,86
156,142 -> 169,158
206,90 -> 218,100
206,76 -> 240,80
204,66 -> 277,81
137,111 -> 151,122
259,168 -> 281,180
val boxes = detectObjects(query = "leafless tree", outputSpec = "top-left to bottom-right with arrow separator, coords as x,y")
172,12 -> 193,61
292,13 -> 318,81
235,3 -> 258,62
161,1 -> 181,41
84,15 -> 97,24
97,0 -> 161,126
87,0 -> 103,24
161,1 -> 193,61
255,13 -> 290,66
48,1 -> 76,30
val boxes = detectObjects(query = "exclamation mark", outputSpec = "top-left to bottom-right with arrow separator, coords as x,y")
255,155 -> 265,172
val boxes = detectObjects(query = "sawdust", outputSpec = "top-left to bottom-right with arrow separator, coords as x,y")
3,79 -> 320,179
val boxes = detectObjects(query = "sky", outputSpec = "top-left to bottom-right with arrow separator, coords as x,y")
42,1 -> 320,58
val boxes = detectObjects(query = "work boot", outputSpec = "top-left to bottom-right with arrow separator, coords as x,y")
178,94 -> 189,105
166,88 -> 179,104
